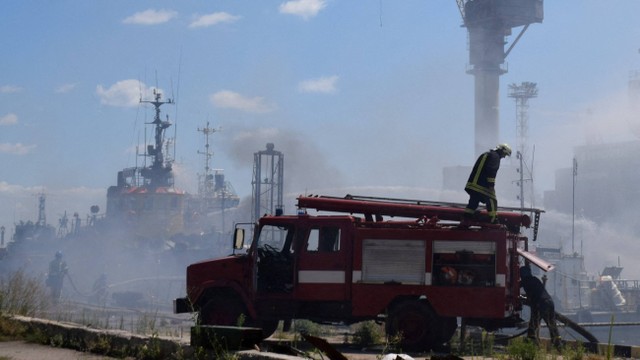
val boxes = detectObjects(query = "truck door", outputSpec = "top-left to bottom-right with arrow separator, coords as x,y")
295,222 -> 348,301
255,223 -> 295,293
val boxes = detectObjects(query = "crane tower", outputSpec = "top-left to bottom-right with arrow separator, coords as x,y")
457,0 -> 543,157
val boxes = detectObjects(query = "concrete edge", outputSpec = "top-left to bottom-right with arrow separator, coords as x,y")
1,315 -> 302,360
5,315 -> 639,359
540,338 -> 640,358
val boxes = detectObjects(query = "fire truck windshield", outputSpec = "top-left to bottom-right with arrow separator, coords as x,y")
256,224 -> 293,253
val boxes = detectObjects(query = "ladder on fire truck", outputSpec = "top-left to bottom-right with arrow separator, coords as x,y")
297,194 -> 543,241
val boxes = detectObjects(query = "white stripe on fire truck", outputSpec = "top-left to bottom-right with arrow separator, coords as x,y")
353,271 -> 432,285
298,270 -> 345,284
352,270 -> 362,282
351,272 -> 504,286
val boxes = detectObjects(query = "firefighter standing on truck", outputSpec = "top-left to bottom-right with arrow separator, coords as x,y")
464,143 -> 511,224
520,265 -> 562,349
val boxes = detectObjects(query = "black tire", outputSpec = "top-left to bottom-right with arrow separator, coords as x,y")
199,294 -> 248,327
199,294 -> 278,340
259,320 -> 280,339
437,316 -> 458,345
386,301 -> 455,352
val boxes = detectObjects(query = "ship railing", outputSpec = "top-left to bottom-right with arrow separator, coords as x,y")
613,279 -> 640,290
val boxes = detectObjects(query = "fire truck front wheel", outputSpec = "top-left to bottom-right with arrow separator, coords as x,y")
386,301 -> 452,351
199,294 -> 279,340
199,294 -> 248,327
260,320 -> 279,339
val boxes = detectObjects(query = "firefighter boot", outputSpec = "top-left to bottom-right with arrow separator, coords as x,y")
460,212 -> 473,228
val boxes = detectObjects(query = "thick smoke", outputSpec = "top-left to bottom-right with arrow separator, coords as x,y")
536,209 -> 640,280
226,127 -> 346,194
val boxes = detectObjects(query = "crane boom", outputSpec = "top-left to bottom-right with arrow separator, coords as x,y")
456,0 -> 466,23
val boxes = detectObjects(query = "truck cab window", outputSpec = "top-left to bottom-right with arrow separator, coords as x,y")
257,224 -> 293,253
306,226 -> 341,252
256,224 -> 294,292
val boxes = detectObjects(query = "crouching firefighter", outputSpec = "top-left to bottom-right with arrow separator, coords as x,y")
520,265 -> 562,350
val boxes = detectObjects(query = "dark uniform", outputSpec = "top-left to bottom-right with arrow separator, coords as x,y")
520,266 -> 561,349
46,251 -> 68,303
92,273 -> 108,305
464,149 -> 502,223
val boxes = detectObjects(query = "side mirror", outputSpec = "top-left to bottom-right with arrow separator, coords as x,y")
233,228 -> 245,250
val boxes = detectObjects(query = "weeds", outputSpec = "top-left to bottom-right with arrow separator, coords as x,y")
561,342 -> 586,360
606,314 -> 614,360
0,270 -> 49,317
0,316 -> 28,341
136,334 -> 163,360
86,335 -> 112,354
377,331 -> 403,358
506,336 -> 542,360
352,321 -> 384,347
292,319 -> 323,337
236,313 -> 246,327
480,330 -> 495,357
136,311 -> 158,335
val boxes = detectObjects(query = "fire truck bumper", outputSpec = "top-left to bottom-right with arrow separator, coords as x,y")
173,297 -> 191,314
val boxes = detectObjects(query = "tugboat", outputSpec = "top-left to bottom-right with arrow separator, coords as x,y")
105,90 -> 240,248
105,90 -> 187,246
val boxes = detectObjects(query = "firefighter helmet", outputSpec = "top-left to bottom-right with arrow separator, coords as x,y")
440,266 -> 458,284
457,269 -> 476,285
495,143 -> 512,157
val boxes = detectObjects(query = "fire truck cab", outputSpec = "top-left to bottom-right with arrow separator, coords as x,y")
175,195 -> 548,351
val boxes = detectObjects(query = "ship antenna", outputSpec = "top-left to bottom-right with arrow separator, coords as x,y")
197,120 -> 221,197
139,86 -> 174,188
172,49 -> 183,163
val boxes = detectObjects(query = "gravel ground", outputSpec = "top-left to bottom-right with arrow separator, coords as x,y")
0,341 -> 119,360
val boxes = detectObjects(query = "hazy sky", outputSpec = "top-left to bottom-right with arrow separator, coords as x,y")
2,1 -> 640,236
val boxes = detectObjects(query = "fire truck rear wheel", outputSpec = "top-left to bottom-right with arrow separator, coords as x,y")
386,301 -> 449,351
439,316 -> 458,344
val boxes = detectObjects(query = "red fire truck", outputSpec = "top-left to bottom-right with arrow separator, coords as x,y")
174,195 -> 550,351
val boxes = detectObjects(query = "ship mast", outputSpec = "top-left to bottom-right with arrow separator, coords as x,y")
197,121 -> 216,198
139,90 -> 174,188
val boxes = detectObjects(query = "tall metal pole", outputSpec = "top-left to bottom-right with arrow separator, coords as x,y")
518,151 -> 525,211
572,157 -> 577,254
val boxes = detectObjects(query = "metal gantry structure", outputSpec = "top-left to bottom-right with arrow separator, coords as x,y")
508,82 -> 538,211
252,143 -> 284,225
456,0 -> 543,157
508,81 -> 538,159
